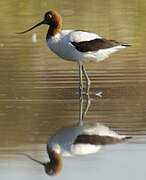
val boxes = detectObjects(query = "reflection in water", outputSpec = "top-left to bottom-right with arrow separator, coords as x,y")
0,1 -> 146,179
24,94 -> 131,176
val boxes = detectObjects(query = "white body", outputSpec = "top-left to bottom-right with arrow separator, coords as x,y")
47,30 -> 126,64
48,123 -> 127,157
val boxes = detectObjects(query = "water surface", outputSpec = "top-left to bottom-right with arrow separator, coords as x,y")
0,0 -> 146,179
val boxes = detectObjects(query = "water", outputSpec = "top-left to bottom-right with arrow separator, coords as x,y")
1,0 -> 146,179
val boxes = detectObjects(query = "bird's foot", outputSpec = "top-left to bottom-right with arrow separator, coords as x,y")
79,87 -> 83,97
79,83 -> 83,94
82,91 -> 89,96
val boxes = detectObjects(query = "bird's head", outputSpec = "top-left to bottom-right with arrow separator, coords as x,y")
17,10 -> 62,34
23,149 -> 62,176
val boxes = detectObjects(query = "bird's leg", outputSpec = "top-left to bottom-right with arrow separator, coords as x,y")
78,91 -> 91,126
78,63 -> 83,95
82,65 -> 91,94
82,93 -> 91,120
78,92 -> 83,126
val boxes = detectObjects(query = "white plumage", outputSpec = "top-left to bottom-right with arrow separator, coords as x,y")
22,122 -> 131,176
47,30 -> 125,64
48,123 -> 129,157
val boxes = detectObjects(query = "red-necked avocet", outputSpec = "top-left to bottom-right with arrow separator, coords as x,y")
24,123 -> 131,176
18,10 -> 131,94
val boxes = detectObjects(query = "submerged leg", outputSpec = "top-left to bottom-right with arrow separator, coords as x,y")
82,93 -> 91,120
78,92 -> 83,126
78,91 -> 91,126
82,65 -> 91,94
78,63 -> 83,94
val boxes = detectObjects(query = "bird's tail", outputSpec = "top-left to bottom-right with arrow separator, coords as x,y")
122,136 -> 132,140
122,43 -> 131,47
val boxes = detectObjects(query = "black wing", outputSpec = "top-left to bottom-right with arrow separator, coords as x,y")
71,38 -> 130,52
73,134 -> 125,145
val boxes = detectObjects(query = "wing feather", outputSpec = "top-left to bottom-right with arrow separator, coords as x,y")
71,38 -> 130,52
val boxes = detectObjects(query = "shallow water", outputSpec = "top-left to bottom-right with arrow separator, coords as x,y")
1,0 -> 146,179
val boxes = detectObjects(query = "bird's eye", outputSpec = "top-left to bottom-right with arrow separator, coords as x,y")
47,14 -> 52,19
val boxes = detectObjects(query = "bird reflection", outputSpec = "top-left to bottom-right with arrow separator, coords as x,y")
24,94 -> 131,176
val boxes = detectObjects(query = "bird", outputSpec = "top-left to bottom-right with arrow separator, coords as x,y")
23,123 -> 132,176
17,10 -> 131,94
